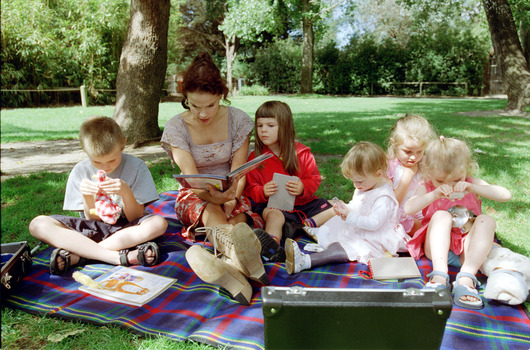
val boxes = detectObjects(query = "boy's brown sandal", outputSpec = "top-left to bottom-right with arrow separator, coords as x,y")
119,249 -> 130,266
136,242 -> 160,266
49,248 -> 87,275
119,242 -> 160,267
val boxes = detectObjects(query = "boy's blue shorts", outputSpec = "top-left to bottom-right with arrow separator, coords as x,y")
50,214 -> 156,243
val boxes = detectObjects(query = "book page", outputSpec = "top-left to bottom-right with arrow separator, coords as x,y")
267,173 -> 297,212
172,153 -> 272,192
79,266 -> 176,307
173,175 -> 228,191
227,153 -> 273,183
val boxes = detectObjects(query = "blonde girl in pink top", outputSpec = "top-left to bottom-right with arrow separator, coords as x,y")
405,136 -> 511,309
387,115 -> 436,236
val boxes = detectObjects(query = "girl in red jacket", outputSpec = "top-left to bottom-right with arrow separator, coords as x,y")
244,101 -> 334,262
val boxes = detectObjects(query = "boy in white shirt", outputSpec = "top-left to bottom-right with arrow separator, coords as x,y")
29,116 -> 167,275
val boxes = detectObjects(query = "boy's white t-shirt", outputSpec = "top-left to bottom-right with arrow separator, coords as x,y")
63,153 -> 159,214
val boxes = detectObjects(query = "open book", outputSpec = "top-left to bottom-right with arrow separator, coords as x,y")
77,266 -> 176,307
173,153 -> 273,191
267,173 -> 297,212
366,257 -> 421,280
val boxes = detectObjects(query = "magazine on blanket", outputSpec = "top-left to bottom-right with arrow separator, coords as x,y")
367,257 -> 421,280
267,173 -> 297,212
77,266 -> 176,307
173,153 -> 273,192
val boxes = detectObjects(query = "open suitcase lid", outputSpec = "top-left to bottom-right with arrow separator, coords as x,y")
1,242 -> 33,297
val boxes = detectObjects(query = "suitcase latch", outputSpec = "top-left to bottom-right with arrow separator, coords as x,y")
286,285 -> 307,296
1,273 -> 13,289
403,288 -> 424,297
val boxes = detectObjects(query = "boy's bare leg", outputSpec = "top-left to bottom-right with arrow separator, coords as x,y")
30,215 -> 167,269
98,215 -> 167,264
29,215 -> 123,266
98,215 -> 167,250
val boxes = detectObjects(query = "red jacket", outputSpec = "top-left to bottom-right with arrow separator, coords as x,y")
244,142 -> 321,206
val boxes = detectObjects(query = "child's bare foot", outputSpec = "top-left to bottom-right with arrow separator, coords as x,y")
453,272 -> 483,309
430,275 -> 447,285
456,276 -> 480,302
424,271 -> 450,290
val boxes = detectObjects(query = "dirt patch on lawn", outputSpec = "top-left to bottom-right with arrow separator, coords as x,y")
457,109 -> 530,118
1,139 -> 167,181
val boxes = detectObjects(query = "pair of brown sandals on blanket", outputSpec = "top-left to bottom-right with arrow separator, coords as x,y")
49,241 -> 160,275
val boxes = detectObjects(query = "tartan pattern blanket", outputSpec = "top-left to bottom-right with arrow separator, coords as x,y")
5,191 -> 530,349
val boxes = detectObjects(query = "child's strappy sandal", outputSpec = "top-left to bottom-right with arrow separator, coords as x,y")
119,249 -> 131,266
119,242 -> 160,267
424,271 -> 451,291
136,242 -> 160,266
452,271 -> 483,310
49,248 -> 87,275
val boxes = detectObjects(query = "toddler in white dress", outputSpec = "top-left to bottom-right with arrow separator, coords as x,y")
285,142 -> 409,274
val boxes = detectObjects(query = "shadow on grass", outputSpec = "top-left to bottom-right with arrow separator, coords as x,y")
1,172 -> 70,246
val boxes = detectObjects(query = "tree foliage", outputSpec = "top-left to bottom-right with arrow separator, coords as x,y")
247,39 -> 302,93
310,0 -> 490,96
170,0 -> 225,74
2,0 -> 521,108
1,0 -> 129,107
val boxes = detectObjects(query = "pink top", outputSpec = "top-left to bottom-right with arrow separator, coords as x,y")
407,178 -> 482,260
387,158 -> 423,233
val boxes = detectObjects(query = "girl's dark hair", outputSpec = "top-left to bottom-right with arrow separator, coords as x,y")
180,52 -> 230,109
254,101 -> 299,175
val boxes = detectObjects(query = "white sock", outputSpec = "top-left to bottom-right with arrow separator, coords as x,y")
292,241 -> 311,273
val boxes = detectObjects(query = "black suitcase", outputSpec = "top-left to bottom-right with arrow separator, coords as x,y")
262,286 -> 452,350
1,241 -> 33,302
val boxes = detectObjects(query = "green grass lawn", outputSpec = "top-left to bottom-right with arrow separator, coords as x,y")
2,96 -> 529,349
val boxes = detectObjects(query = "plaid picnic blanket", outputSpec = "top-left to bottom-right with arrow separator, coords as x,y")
4,191 -> 530,349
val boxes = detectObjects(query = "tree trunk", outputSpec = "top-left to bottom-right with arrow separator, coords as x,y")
114,0 -> 170,145
520,12 -> 530,66
300,0 -> 314,94
225,35 -> 238,93
482,0 -> 530,113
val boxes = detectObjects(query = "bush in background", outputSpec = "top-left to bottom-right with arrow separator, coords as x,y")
314,26 -> 488,96
246,39 -> 302,94
239,84 -> 270,96
1,0 -> 129,107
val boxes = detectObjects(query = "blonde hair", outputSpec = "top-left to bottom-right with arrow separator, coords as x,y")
387,114 -> 436,159
254,101 -> 299,175
423,136 -> 478,180
341,142 -> 388,180
79,116 -> 126,157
